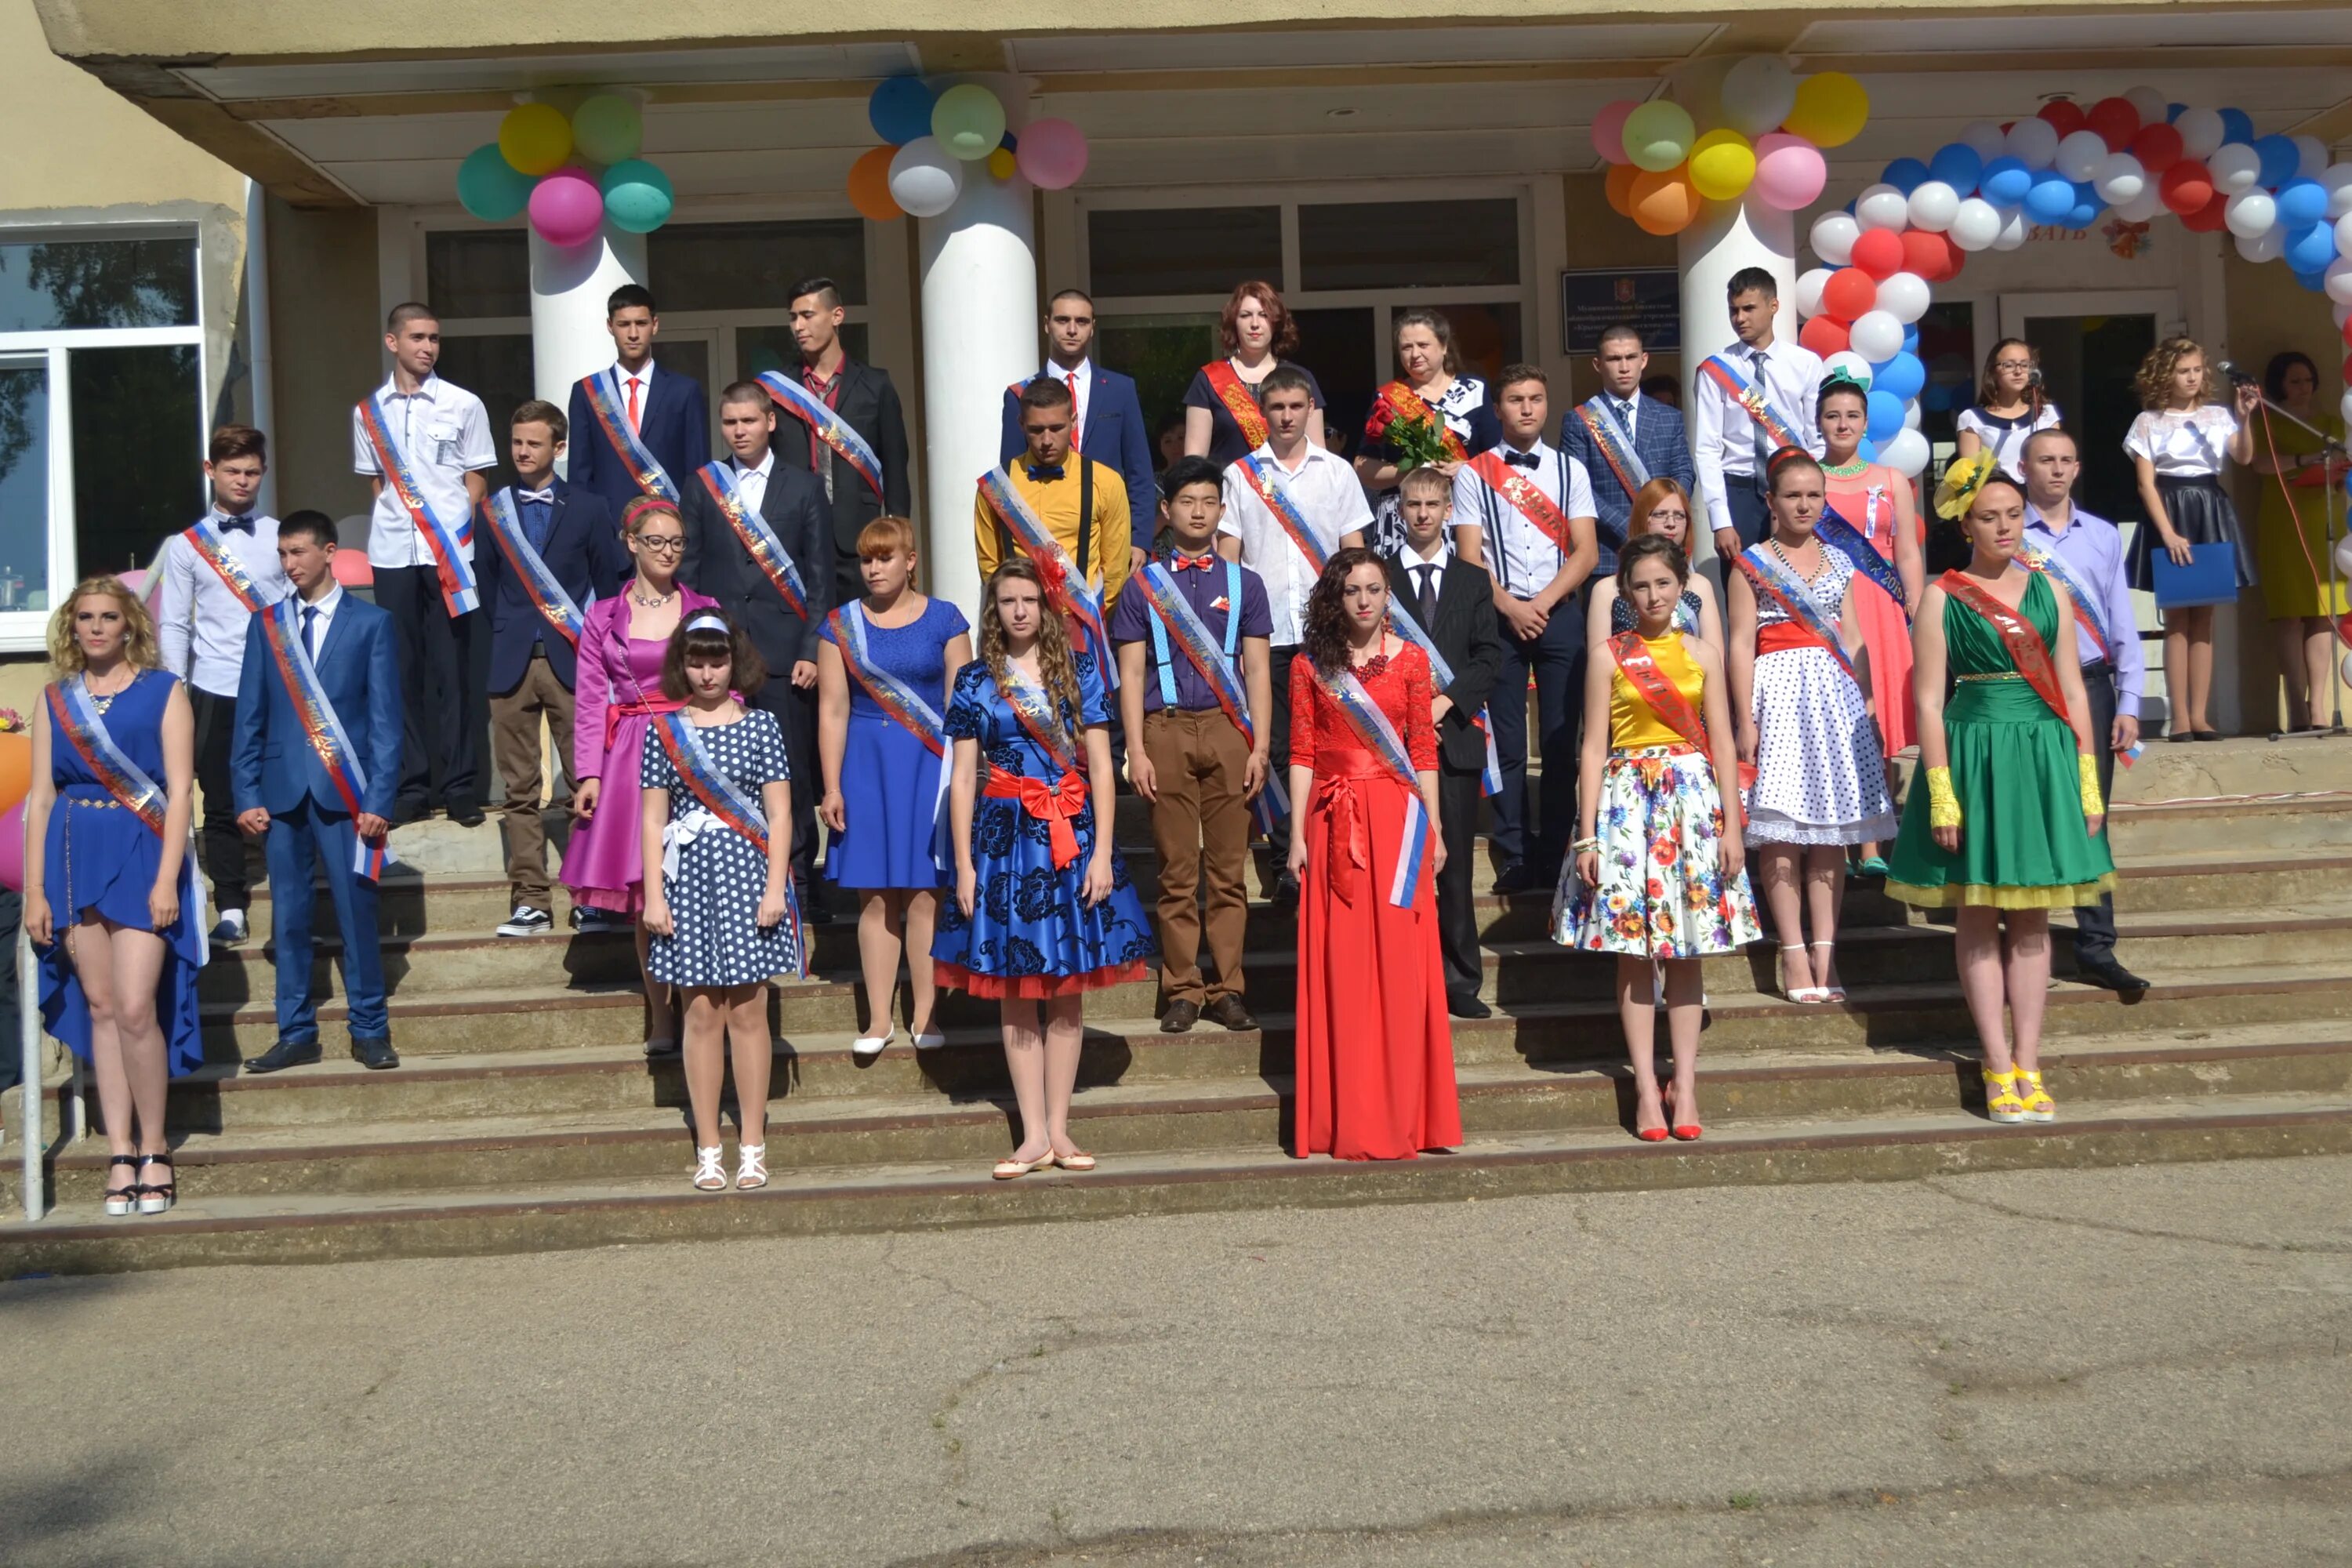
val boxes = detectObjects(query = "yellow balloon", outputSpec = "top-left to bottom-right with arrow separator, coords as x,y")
498,103 -> 574,176
986,147 -> 1018,180
1782,71 -> 1870,149
1687,128 -> 1757,201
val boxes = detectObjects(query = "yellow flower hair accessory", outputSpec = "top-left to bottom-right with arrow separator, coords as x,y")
1933,449 -> 2001,521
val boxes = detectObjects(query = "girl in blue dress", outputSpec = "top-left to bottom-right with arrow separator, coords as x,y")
24,577 -> 204,1216
935,559 -> 1154,1179
817,518 -> 972,1060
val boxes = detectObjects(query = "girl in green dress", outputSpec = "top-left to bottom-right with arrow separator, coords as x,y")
1887,455 -> 2116,1125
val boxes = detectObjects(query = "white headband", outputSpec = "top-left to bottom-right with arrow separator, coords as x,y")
683,613 -> 729,635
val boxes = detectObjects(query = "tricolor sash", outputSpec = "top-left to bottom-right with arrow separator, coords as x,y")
1736,544 -> 1860,690
1466,450 -> 1581,560
653,712 -> 807,978
832,602 -> 951,868
1815,502 -> 1909,615
481,489 -> 588,648
1574,395 -> 1652,499
49,677 -> 167,837
977,466 -> 1115,684
1699,354 -> 1805,459
1371,380 -> 1468,462
757,369 -> 884,503
1384,595 -> 1504,797
696,463 -> 810,620
579,368 -> 678,503
1312,662 -> 1432,910
2020,543 -> 2114,662
180,519 -> 281,614
1237,452 -> 1332,578
1940,570 -> 2073,724
1133,561 -> 1293,833
1000,663 -> 1085,779
259,600 -> 391,880
1607,630 -> 1709,753
356,393 -> 478,615
1203,361 -> 1269,452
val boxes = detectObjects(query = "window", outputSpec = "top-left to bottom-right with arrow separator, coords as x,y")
1299,199 -> 1519,292
648,220 -> 866,310
426,231 -> 528,320
1087,207 -> 1281,299
0,236 -> 196,332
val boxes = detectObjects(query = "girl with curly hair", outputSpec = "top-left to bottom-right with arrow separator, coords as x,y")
934,559 -> 1153,1178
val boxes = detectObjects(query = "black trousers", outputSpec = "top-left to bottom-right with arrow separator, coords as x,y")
1487,604 -> 1584,878
189,687 -> 250,912
750,675 -> 820,897
373,564 -> 481,810
2074,662 -> 2120,960
1262,644 -> 1301,877
1436,761 -> 1484,1001
1725,482 -> 1771,547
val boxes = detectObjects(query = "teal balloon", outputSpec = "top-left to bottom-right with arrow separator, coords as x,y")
571,94 -> 644,165
456,143 -> 535,222
931,82 -> 1007,161
600,159 -> 674,234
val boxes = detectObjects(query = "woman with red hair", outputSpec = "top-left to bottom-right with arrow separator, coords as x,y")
1183,281 -> 1328,466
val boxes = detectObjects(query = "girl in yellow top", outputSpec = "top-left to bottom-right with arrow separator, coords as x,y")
1553,535 -> 1762,1142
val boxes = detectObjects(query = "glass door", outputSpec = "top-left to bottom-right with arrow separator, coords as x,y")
0,354 -> 53,615
1998,290 -> 2180,526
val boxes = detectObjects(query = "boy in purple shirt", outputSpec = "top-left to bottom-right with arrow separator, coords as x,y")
1112,456 -> 1274,1033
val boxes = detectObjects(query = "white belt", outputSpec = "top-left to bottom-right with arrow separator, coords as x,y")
661,808 -> 720,881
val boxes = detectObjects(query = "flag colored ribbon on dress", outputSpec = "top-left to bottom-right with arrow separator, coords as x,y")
1607,630 -> 1711,753
1573,395 -> 1651,499
1370,381 -> 1468,461
1385,597 -> 1504,797
2018,544 -> 2114,661
989,666 -> 1091,869
181,518 -> 282,613
1815,501 -> 1909,615
756,370 -> 884,503
977,466 -> 1115,681
49,678 -> 168,837
356,393 -> 478,615
481,488 -> 588,648
1237,452 -> 1332,578
579,368 -> 679,502
1312,664 -> 1431,911
259,601 -> 390,880
1133,561 -> 1293,834
1939,570 -> 2073,724
1698,354 -> 1803,456
1735,544 -> 1861,691
696,463 -> 810,619
832,602 -> 952,866
1203,361 -> 1269,452
1465,450 -> 1581,558
654,713 -> 808,977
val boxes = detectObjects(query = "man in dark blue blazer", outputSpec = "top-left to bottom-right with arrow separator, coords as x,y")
565,284 -> 710,524
681,381 -> 835,906
232,512 -> 405,1073
1559,322 -> 1698,576
475,400 -> 632,938
1000,288 -> 1159,567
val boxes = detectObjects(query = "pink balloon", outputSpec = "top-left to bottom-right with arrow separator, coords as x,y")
528,167 -> 604,247
1014,118 -> 1089,191
0,799 -> 26,895
1592,100 -> 1638,167
332,549 -> 375,588
1752,132 -> 1828,212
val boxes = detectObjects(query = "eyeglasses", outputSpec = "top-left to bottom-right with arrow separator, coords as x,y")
635,535 -> 685,553
1994,361 -> 2034,372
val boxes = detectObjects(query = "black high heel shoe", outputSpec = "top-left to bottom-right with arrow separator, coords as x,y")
103,1154 -> 141,1217
136,1152 -> 175,1215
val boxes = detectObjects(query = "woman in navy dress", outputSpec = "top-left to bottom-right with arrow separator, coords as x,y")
817,517 -> 973,1058
24,578 -> 203,1216
1182,281 -> 1330,466
934,560 -> 1154,1178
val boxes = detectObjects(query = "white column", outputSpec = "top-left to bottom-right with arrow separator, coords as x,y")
1676,198 -> 1798,408
529,227 -> 646,417
917,74 -> 1037,618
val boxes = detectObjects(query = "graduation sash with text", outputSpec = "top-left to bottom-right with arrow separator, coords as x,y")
579,368 -> 678,503
1384,595 -> 1504,797
259,601 -> 390,880
481,489 -> 588,648
757,369 -> 884,503
1940,571 -> 2073,724
831,603 -> 951,866
654,713 -> 807,977
180,518 -> 281,614
1573,395 -> 1651,500
1736,544 -> 1860,691
977,466 -> 1115,683
1371,381 -> 1468,461
49,677 -> 167,837
1466,450 -> 1581,559
2019,543 -> 2114,662
1815,502 -> 1908,615
356,393 -> 478,615
1699,354 -> 1804,459
1237,453 -> 1332,578
1607,630 -> 1710,753
1312,662 -> 1432,910
696,463 -> 810,620
1133,561 -> 1291,833
1203,361 -> 1269,452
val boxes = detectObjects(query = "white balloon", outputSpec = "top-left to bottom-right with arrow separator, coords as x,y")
2235,225 -> 2285,264
2092,152 -> 2147,207
2342,387 -> 2352,429
2005,117 -> 2060,169
1876,271 -> 1931,324
1878,427 -> 1932,478
2335,209 -> 2352,257
1960,119 -> 2008,162
2326,256 -> 2352,307
886,137 -> 963,218
1907,180 -> 1960,232
2209,142 -> 2263,196
2056,129 -> 2109,183
2114,185 -> 2167,223
1993,209 -> 2031,250
1856,183 -> 1911,232
1719,54 -> 1798,137
2342,648 -> 2352,692
1796,267 -> 1834,320
2223,188 -> 2278,238
2124,85 -> 2169,125
2296,135 -> 2331,180
1849,309 -> 1905,363
2337,529 -> 2352,579
2176,107 -> 2226,158
1904,400 -> 1922,430
1823,350 -> 1875,389
1948,197 -> 2003,252
2325,165 -> 2352,220
1810,210 -> 1860,267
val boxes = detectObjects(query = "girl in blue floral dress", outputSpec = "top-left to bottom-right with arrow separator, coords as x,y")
935,560 -> 1154,1179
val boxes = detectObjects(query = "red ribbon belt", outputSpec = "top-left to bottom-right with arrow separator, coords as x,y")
1310,769 -> 1389,906
606,695 -> 688,752
984,768 -> 1090,869
1755,620 -> 1830,658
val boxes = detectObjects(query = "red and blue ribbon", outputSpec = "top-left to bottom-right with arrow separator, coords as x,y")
1131,561 -> 1291,833
1699,354 -> 1802,456
697,463 -> 809,620
1313,664 -> 1432,910
481,488 -> 588,648
1736,543 -> 1861,691
260,601 -> 389,880
579,368 -> 679,503
1237,452 -> 1332,577
2020,543 -> 2114,662
1383,595 -> 1503,798
1815,502 -> 1909,618
832,602 -> 951,867
180,517 -> 281,613
654,713 -> 807,978
48,677 -> 167,837
977,466 -> 1115,685
758,370 -> 884,503
356,393 -> 478,616
1574,394 -> 1652,499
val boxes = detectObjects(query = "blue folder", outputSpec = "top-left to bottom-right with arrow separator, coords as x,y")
2148,542 -> 2240,610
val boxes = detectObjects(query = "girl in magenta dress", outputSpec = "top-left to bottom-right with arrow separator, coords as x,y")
566,498 -> 717,1054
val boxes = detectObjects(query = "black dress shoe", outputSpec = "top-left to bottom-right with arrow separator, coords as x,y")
1159,1000 -> 1200,1033
2077,954 -> 2150,993
1491,860 -> 1535,895
1446,993 -> 1493,1019
1269,875 -> 1301,913
445,800 -> 486,828
350,1036 -> 400,1070
391,798 -> 432,827
244,1037 -> 321,1074
1201,994 -> 1258,1032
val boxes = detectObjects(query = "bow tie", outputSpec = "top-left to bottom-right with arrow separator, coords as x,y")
1501,451 -> 1541,470
1025,463 -> 1065,482
516,487 -> 555,504
1171,552 -> 1217,572
214,514 -> 256,534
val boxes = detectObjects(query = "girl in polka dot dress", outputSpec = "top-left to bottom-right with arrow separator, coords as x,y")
640,612 -> 804,1194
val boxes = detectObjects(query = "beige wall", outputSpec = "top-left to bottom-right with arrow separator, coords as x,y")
0,0 -> 241,211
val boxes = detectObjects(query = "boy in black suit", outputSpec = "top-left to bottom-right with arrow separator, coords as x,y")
772,277 -> 912,608
1384,466 -> 1504,1017
475,400 -> 630,936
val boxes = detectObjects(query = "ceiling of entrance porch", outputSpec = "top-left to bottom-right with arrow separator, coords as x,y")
151,10 -> 2352,208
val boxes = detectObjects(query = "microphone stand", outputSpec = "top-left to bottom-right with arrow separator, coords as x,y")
2249,391 -> 2347,740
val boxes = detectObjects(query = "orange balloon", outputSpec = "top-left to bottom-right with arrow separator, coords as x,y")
1629,165 -> 1701,235
1606,163 -> 1642,216
0,733 -> 27,815
848,145 -> 902,223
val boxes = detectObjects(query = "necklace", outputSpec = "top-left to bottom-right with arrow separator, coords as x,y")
1822,457 -> 1870,477
630,581 -> 676,609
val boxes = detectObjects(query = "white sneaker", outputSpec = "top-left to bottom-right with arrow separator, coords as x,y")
497,905 -> 554,938
209,909 -> 249,947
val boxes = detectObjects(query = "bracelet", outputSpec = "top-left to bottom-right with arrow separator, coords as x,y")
2078,751 -> 2104,818
1571,836 -> 1603,854
1925,766 -> 1962,830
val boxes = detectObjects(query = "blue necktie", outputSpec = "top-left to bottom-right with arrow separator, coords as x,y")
302,604 -> 320,660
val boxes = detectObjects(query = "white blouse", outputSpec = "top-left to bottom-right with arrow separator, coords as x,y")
1956,402 -> 2063,482
2124,405 -> 2238,477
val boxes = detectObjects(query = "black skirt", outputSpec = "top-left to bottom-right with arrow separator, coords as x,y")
2128,474 -> 2255,592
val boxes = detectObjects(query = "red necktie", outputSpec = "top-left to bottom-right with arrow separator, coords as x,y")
1065,371 -> 1083,452
625,375 -> 642,432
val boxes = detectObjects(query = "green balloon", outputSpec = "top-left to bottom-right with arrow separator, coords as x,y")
931,82 -> 1007,162
572,94 -> 644,165
1622,100 -> 1697,174
600,158 -> 674,234
456,143 -> 535,222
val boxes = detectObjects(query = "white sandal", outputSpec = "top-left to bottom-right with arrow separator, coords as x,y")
1780,944 -> 1826,1004
1810,940 -> 1846,1002
735,1143 -> 768,1190
851,1027 -> 894,1060
691,1145 -> 727,1192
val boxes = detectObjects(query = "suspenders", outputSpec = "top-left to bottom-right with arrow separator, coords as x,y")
1484,449 -> 1571,598
1148,559 -> 1242,708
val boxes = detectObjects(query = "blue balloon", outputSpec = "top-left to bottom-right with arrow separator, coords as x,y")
1882,158 -> 1930,195
1928,143 -> 1984,196
2167,103 -> 2186,122
2255,135 -> 2300,190
2278,178 -> 2330,229
2024,171 -> 2078,222
1865,390 -> 1907,442
1980,157 -> 2033,207
2283,220 -> 2339,274
868,76 -> 937,145
1875,351 -> 1927,403
1922,381 -> 1956,414
2294,268 -> 2328,293
1901,324 -> 1922,355
2219,107 -> 2255,147
1857,437 -> 1879,466
2066,183 -> 2105,230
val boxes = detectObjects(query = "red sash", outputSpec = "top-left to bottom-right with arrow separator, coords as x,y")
1940,570 -> 2071,724
1608,631 -> 1709,752
1371,381 -> 1468,461
1466,450 -> 1580,557
1203,361 -> 1269,451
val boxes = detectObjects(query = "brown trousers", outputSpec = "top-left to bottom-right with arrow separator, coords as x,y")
489,650 -> 575,909
1142,706 -> 1254,1004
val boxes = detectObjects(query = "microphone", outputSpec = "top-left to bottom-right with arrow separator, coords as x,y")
2216,359 -> 2257,386
2027,366 -> 2044,388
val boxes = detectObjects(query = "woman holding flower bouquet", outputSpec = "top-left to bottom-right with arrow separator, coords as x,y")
1355,309 -> 1500,556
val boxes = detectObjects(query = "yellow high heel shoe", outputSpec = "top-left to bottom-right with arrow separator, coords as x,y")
2014,1068 -> 2056,1123
1982,1069 -> 2027,1125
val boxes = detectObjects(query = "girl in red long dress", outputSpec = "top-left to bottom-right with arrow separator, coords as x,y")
1286,548 -> 1462,1160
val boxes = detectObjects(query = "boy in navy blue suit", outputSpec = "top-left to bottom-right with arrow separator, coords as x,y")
234,513 -> 405,1072
1559,322 -> 1697,575
1000,289 -> 1159,577
565,284 -> 710,523
475,400 -> 630,938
